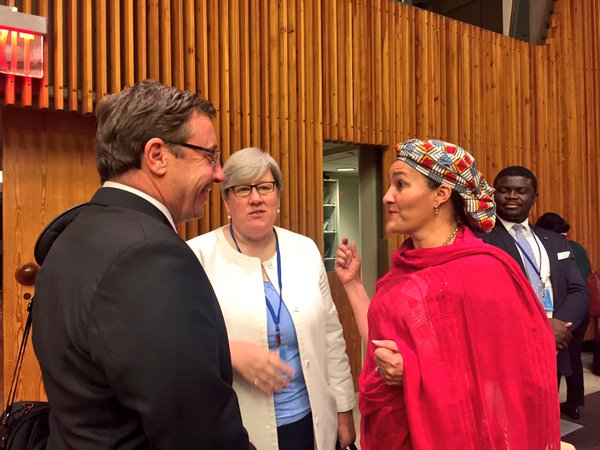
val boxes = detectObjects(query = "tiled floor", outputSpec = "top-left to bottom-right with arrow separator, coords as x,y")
559,350 -> 599,437
560,351 -> 600,401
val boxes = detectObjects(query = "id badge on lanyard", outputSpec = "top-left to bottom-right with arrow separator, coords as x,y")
278,345 -> 288,361
541,286 -> 553,312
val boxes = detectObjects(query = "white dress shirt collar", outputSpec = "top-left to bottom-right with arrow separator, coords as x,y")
498,216 -> 531,237
102,181 -> 177,231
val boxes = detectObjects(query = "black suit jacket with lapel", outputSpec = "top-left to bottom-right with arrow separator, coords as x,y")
33,187 -> 249,449
481,221 -> 589,376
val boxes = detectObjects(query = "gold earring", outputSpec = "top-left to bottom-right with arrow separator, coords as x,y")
434,205 -> 439,215
227,214 -> 231,220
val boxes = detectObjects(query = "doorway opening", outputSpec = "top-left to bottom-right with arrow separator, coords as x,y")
322,142 -> 383,387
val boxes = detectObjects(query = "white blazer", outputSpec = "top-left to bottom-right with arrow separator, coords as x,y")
188,226 -> 356,450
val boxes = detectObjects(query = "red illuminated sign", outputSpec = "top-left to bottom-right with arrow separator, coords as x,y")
0,27 -> 43,78
0,7 -> 46,79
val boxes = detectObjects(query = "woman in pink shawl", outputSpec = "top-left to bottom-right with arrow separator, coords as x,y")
335,139 -> 560,450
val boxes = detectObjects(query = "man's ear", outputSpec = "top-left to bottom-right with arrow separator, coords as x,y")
143,138 -> 169,176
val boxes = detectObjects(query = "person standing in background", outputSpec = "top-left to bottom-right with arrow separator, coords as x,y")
535,212 -> 590,284
483,167 -> 589,421
535,212 -> 596,411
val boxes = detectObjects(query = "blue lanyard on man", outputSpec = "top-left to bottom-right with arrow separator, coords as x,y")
511,226 -> 553,312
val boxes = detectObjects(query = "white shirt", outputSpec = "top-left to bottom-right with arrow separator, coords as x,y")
103,181 -> 177,231
498,216 -> 554,317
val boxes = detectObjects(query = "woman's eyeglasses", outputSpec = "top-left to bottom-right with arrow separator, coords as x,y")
230,181 -> 277,197
166,141 -> 221,168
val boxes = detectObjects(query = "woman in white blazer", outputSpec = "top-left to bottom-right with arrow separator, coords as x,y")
188,148 -> 356,450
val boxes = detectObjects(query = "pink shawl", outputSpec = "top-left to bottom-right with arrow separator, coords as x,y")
359,227 -> 560,450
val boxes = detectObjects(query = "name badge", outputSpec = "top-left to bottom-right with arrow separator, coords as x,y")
541,288 -> 553,311
278,345 -> 288,361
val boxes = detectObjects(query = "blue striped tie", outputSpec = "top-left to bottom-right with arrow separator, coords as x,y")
513,224 -> 543,301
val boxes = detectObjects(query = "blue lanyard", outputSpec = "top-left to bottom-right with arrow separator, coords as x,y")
229,224 -> 283,346
512,229 -> 543,279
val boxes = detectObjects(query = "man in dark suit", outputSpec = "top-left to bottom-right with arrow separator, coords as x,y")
482,166 -> 589,420
32,80 -> 253,449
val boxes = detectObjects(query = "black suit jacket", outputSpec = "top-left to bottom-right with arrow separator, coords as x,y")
33,188 -> 250,449
481,221 -> 589,375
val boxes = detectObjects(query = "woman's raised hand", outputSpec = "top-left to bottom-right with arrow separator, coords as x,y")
335,238 -> 362,285
229,341 -> 295,395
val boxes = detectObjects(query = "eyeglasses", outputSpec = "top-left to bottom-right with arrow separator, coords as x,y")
166,141 -> 221,168
230,181 -> 278,197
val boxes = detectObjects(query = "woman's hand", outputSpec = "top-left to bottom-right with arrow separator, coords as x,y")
373,340 -> 404,386
336,410 -> 356,448
229,341 -> 295,395
334,237 -> 370,344
335,238 -> 362,286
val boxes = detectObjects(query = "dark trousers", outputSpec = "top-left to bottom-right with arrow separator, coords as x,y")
558,326 -> 586,406
277,412 -> 314,450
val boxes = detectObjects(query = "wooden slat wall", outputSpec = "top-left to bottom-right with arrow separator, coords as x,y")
3,0 -> 594,253
1,0 -> 323,240
1,0 -> 599,400
321,0 -> 600,265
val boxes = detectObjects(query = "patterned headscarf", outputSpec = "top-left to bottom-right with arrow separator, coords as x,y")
394,139 -> 496,232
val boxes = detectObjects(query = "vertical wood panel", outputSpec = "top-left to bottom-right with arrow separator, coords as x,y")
295,0 -> 307,234
109,0 -> 121,92
248,0 -> 261,147
204,0 -> 221,233
352,0 -> 361,143
215,0 -> 229,227
330,1 -> 339,140
279,1 -> 290,230
123,1 -> 135,87
81,0 -> 93,113
37,0 -> 49,108
183,0 -> 195,92
135,0 -> 148,81
18,0 -> 32,105
286,0 -> 299,232
147,0 -> 160,80
171,0 -> 184,89
229,0 -> 242,158
194,0 -> 208,98
159,0 -> 172,85
95,0 -> 108,102
53,0 -> 65,109
308,0 -> 323,245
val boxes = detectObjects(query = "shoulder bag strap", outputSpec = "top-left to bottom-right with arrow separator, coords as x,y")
4,298 -> 34,414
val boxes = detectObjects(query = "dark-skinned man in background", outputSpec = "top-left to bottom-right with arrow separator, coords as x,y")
481,166 -> 589,421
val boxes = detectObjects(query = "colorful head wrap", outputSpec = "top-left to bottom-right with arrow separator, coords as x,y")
393,139 -> 496,232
